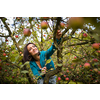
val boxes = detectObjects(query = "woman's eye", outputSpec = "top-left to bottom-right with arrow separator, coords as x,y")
29,48 -> 32,51
32,45 -> 35,48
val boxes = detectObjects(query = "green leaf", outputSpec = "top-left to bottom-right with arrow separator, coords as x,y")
57,63 -> 63,67
20,61 -> 29,68
18,36 -> 25,46
21,70 -> 29,74
72,59 -> 81,62
45,59 -> 51,65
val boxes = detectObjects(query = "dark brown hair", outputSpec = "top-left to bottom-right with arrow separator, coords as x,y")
22,43 -> 40,63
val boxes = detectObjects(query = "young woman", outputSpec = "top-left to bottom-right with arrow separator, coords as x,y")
23,30 -> 62,84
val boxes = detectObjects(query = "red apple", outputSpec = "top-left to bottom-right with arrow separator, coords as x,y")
98,71 -> 100,75
80,65 -> 82,67
6,63 -> 9,66
15,35 -> 18,38
60,22 -> 65,29
43,34 -> 46,37
66,70 -> 69,73
84,63 -> 90,68
41,21 -> 48,29
97,50 -> 100,53
23,28 -> 31,36
83,33 -> 87,37
64,75 -> 66,77
92,43 -> 99,49
58,77 -> 61,81
5,39 -> 8,41
5,69 -> 7,72
65,77 -> 69,81
74,56 -> 77,59
93,58 -> 98,62
12,76 -> 14,78
3,53 -> 6,56
49,37 -> 51,39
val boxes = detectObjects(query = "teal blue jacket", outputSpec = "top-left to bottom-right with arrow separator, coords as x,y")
29,38 -> 61,79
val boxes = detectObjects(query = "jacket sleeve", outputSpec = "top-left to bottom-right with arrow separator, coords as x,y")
45,38 -> 61,58
30,62 -> 42,79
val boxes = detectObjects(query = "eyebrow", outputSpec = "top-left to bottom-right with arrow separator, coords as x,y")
28,45 -> 35,51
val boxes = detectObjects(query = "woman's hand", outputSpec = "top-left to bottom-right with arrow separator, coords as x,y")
41,67 -> 47,75
56,30 -> 62,40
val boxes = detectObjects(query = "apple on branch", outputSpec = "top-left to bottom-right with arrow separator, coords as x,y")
41,21 -> 48,29
84,63 -> 90,69
23,28 -> 31,36
92,43 -> 99,49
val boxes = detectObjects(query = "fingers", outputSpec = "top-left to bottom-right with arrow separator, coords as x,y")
41,67 -> 47,74
57,32 -> 62,36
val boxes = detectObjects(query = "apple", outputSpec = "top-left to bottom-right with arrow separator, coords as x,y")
15,35 -> 18,38
3,53 -> 6,56
92,43 -> 99,49
74,56 -> 77,59
64,75 -> 66,77
20,52 -> 22,54
68,17 -> 84,29
97,50 -> 100,53
60,22 -> 65,29
93,58 -> 98,62
41,21 -> 48,29
12,76 -> 14,78
58,77 -> 61,81
98,71 -> 100,75
93,68 -> 98,72
43,34 -> 46,37
66,70 -> 69,73
80,65 -> 82,67
83,33 -> 87,37
5,39 -> 8,41
23,28 -> 31,36
49,37 -> 51,39
84,63 -> 90,68
65,77 -> 69,81
5,69 -> 7,72
6,63 -> 9,66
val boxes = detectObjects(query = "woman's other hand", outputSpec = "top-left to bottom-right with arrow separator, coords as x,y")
41,67 -> 47,75
56,30 -> 62,40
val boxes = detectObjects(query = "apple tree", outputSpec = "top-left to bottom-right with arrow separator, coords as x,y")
0,17 -> 100,84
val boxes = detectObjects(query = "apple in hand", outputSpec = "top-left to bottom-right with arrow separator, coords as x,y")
60,22 -> 65,29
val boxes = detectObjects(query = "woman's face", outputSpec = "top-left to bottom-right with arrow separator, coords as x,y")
27,44 -> 39,57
